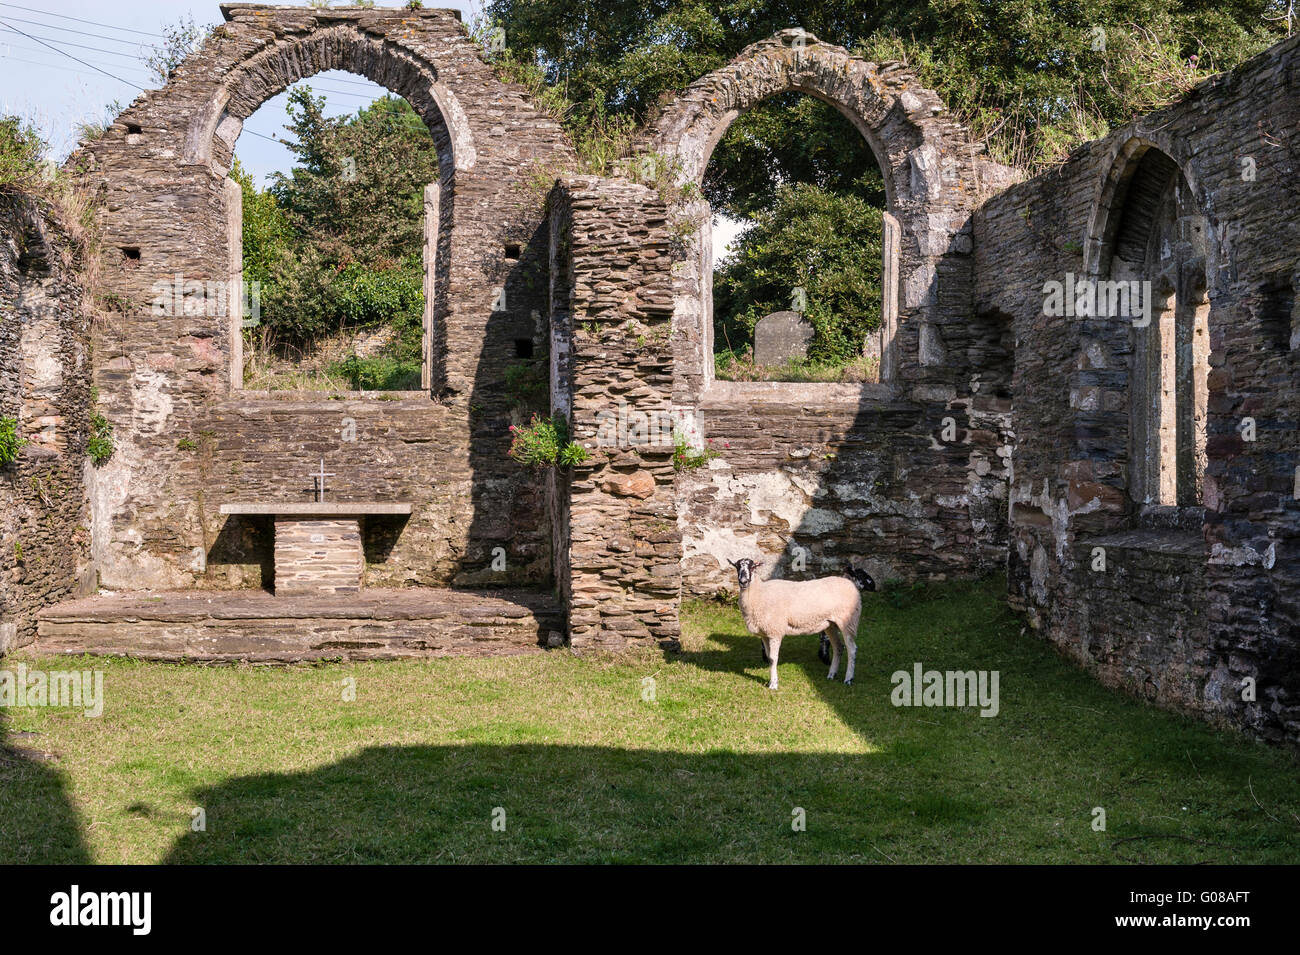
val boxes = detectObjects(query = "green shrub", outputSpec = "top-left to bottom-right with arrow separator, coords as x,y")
331,261 -> 423,329
0,117 -> 46,195
507,414 -> 587,468
87,412 -> 114,466
0,416 -> 25,466
332,353 -> 422,392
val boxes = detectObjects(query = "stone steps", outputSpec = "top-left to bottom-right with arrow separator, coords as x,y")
35,589 -> 565,663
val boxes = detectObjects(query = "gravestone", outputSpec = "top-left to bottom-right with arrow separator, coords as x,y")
753,310 -> 814,366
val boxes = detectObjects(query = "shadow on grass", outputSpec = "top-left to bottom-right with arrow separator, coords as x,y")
657,581 -> 1300,865
162,740 -> 989,864
0,709 -> 90,864
156,583 -> 1300,864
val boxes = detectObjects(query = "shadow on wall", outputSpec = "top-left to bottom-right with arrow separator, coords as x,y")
693,366 -> 1014,597
771,231 -> 1015,585
0,709 -> 90,864
458,218 -> 555,589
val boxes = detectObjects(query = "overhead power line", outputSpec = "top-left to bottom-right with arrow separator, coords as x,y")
0,26 -> 157,62
0,12 -> 153,48
0,51 -> 140,85
0,3 -> 162,38
0,17 -> 143,90
313,73 -> 388,91
0,41 -> 153,75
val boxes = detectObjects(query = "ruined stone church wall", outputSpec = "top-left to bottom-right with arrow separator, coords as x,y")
643,32 -> 1018,596
0,198 -> 93,653
678,386 -> 1011,595
974,33 -> 1300,744
70,5 -> 573,592
10,5 -> 1299,750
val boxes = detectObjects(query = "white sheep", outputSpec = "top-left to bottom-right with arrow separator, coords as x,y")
728,558 -> 872,689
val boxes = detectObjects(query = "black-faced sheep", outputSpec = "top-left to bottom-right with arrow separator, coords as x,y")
728,558 -> 873,689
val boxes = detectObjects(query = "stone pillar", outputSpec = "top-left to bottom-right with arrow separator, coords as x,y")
552,177 -> 682,649
880,211 -> 901,382
226,177 -> 244,391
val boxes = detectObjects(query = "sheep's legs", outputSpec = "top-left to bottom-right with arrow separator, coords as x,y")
841,609 -> 860,685
760,637 -> 771,665
825,628 -> 844,681
767,636 -> 782,689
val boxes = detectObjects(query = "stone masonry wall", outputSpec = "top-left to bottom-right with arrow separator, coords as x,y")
70,4 -> 573,593
0,197 -> 93,654
679,383 -> 1010,595
273,518 -> 364,596
647,33 -> 1017,595
975,34 -> 1300,744
182,396 -> 551,590
550,177 -> 681,648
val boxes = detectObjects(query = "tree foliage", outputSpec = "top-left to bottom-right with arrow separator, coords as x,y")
486,0 -> 1285,170
236,87 -> 438,389
268,89 -> 437,264
714,181 -> 883,366
705,92 -> 886,220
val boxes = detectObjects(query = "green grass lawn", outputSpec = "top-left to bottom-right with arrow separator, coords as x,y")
1,578 -> 1297,864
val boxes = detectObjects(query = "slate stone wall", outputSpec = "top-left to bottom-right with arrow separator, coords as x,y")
68,4 -> 573,592
187,396 -> 552,590
0,198 -> 93,653
678,383 -> 1011,595
549,177 -> 681,648
272,517 -> 364,595
646,31 -> 1017,596
975,34 -> 1300,744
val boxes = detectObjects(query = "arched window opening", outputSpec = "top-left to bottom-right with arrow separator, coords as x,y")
703,92 -> 895,386
1102,146 -> 1209,513
227,72 -> 439,393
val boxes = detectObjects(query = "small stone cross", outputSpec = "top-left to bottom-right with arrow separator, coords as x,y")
310,458 -> 336,502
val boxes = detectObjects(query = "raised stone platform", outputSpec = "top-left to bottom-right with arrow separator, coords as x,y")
35,589 -> 564,663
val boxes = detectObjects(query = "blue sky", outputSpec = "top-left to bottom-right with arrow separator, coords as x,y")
0,0 -> 481,184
